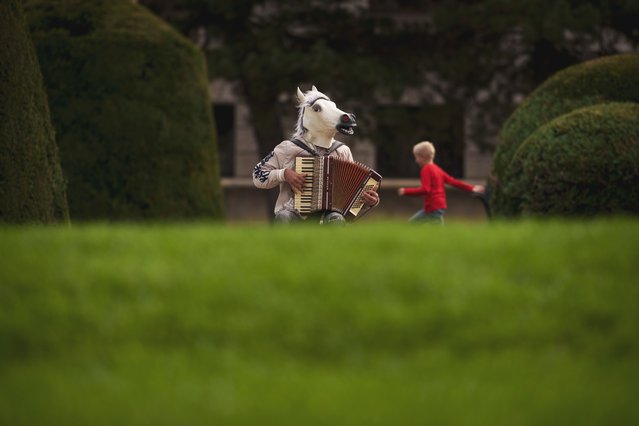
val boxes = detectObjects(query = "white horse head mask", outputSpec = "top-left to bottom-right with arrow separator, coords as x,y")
293,85 -> 357,149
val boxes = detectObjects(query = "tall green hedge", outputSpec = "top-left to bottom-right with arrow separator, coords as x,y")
493,53 -> 639,180
25,0 -> 224,221
491,53 -> 639,217
0,0 -> 68,223
499,102 -> 639,216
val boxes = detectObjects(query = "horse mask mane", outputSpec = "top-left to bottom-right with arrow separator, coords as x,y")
293,86 -> 357,149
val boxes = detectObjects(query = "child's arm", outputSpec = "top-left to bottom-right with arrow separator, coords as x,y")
399,166 -> 430,196
442,172 -> 475,192
399,186 -> 427,196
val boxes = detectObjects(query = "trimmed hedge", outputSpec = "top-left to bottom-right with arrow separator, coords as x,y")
493,53 -> 639,180
25,0 -> 224,221
499,102 -> 639,216
0,0 -> 68,223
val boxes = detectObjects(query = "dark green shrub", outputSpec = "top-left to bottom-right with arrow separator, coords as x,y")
493,53 -> 639,181
25,0 -> 224,221
0,0 -> 68,223
500,102 -> 639,217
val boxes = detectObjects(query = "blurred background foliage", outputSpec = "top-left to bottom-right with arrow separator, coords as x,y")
0,0 -> 68,223
491,53 -> 639,217
500,101 -> 639,216
493,53 -> 639,181
2,0 -> 638,223
22,0 -> 224,222
138,0 -> 639,158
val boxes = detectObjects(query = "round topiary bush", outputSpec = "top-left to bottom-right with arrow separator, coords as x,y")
0,0 -> 68,223
499,102 -> 639,217
493,53 -> 639,181
25,0 -> 224,221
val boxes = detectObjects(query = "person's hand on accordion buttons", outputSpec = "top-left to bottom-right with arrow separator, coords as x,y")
284,168 -> 307,194
362,189 -> 379,207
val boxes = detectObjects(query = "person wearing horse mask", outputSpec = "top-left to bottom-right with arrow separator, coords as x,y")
253,86 -> 380,224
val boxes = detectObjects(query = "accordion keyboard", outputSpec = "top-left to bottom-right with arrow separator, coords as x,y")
294,157 -> 317,214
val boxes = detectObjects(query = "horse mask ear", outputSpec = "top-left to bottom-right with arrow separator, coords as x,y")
312,85 -> 318,92
296,87 -> 305,104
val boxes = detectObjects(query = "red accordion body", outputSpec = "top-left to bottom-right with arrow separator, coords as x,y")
294,156 -> 382,219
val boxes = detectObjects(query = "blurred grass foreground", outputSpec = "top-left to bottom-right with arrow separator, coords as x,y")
1,220 -> 638,426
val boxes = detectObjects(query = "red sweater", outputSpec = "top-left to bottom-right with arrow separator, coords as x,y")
403,163 -> 474,212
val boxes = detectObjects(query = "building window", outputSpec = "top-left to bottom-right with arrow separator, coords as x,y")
213,104 -> 235,177
373,104 -> 464,178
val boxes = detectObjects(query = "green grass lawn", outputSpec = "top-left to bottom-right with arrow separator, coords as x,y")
1,220 -> 638,425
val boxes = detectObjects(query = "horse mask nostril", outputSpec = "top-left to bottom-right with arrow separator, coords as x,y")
341,114 -> 352,123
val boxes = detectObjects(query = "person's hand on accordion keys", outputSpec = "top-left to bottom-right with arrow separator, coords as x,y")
361,188 -> 379,207
284,168 -> 307,194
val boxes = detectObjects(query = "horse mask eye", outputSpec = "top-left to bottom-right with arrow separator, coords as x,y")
312,104 -> 322,112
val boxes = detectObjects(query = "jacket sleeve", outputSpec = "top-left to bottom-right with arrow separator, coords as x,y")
403,166 -> 430,196
339,145 -> 354,162
253,145 -> 287,189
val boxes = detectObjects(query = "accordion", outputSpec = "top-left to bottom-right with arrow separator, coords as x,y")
294,156 -> 382,219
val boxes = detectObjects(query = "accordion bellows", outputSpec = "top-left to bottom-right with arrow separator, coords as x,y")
294,156 -> 382,219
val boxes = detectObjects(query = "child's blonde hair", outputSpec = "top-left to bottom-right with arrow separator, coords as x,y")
413,141 -> 435,160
